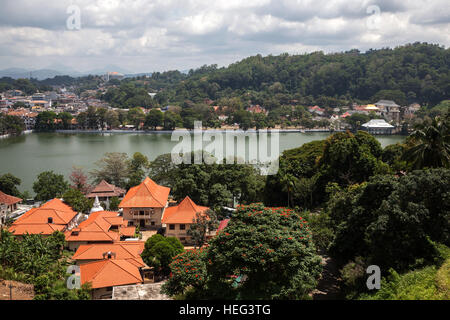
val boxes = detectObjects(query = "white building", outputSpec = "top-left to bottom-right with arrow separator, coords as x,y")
361,119 -> 395,135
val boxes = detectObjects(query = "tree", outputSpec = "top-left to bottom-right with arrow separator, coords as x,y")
145,109 -> 164,130
162,248 -> 209,298
126,152 -> 150,189
163,111 -> 182,130
90,152 -> 130,188
69,166 -> 92,194
344,113 -> 370,132
32,171 -> 69,201
109,196 -> 120,211
402,116 -> 450,169
63,188 -> 92,213
205,203 -> 322,299
141,234 -> 184,276
0,173 -> 22,197
328,169 -> 450,271
187,209 -> 219,248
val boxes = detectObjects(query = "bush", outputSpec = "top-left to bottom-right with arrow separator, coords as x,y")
141,234 -> 184,276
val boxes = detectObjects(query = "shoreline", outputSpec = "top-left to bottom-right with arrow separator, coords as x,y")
55,128 -> 341,134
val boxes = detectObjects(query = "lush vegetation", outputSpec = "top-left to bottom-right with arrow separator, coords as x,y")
0,113 -> 25,136
0,229 -> 90,299
163,203 -> 322,299
141,234 -> 184,277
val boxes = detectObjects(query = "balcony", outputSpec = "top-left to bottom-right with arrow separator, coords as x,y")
132,213 -> 152,219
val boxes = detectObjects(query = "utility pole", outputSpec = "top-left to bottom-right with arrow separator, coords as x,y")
9,280 -> 13,300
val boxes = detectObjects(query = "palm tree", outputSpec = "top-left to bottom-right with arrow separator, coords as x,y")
281,173 -> 298,207
402,115 -> 450,169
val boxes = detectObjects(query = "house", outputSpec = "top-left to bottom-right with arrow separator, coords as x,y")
8,198 -> 78,237
246,105 -> 268,115
65,211 -> 136,251
86,180 -> 126,210
119,177 -> 170,230
80,258 -> 144,299
361,119 -> 395,135
308,105 -> 325,116
161,196 -> 213,245
374,100 -> 401,123
72,242 -> 145,266
0,190 -> 22,218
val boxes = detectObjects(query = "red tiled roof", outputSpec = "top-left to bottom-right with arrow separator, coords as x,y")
80,259 -> 143,289
162,196 -> 209,224
86,180 -> 126,198
0,190 -> 22,206
119,177 -> 170,208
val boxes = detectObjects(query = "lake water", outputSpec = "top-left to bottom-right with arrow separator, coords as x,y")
0,132 -> 406,193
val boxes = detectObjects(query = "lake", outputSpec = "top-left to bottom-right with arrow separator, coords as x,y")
0,132 -> 406,193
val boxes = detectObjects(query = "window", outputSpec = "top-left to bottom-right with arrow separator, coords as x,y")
180,224 -> 185,230
139,210 -> 144,215
180,237 -> 185,242
169,224 -> 175,230
151,221 -> 155,226
106,287 -> 113,292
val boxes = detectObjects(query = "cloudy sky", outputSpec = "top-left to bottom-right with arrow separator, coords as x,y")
0,0 -> 449,73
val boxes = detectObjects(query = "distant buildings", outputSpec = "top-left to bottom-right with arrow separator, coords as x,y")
375,100 -> 401,124
361,119 -> 395,135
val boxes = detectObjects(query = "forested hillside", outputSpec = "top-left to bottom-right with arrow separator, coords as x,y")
155,42 -> 449,108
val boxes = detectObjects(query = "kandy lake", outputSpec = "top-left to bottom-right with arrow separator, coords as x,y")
0,132 -> 406,193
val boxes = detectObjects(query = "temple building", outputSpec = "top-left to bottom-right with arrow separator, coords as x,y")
119,177 -> 170,230
86,180 -> 126,210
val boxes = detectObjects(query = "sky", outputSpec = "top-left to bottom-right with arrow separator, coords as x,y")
0,0 -> 449,73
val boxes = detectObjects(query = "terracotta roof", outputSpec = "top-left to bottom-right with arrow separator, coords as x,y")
86,180 -> 126,198
162,196 -> 209,224
119,177 -> 170,208
9,223 -> 65,236
80,259 -> 143,289
72,242 -> 145,266
9,198 -> 76,235
0,190 -> 22,206
65,211 -> 134,243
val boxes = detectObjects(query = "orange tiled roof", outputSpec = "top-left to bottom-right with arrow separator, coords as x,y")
0,190 -> 22,206
9,199 -> 77,236
13,199 -> 77,226
119,177 -> 170,208
162,196 -> 209,224
65,211 -> 134,243
9,223 -> 65,236
72,242 -> 145,266
80,259 -> 143,289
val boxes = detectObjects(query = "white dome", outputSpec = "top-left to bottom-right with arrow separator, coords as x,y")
90,196 -> 104,214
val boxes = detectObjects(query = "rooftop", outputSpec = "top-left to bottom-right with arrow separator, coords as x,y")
0,190 -> 22,206
162,196 -> 209,224
119,177 -> 170,209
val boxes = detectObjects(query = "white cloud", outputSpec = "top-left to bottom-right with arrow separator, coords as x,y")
0,0 -> 448,72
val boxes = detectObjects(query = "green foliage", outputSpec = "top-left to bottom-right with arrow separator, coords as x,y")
109,196 -> 120,211
402,115 -> 450,169
145,109 -> 164,130
150,152 -> 265,208
0,113 -> 25,136
205,203 -> 322,299
0,173 -> 22,197
32,171 -> 69,201
141,234 -> 184,275
187,209 -> 219,248
329,169 -> 450,271
126,152 -> 150,189
62,188 -> 91,213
